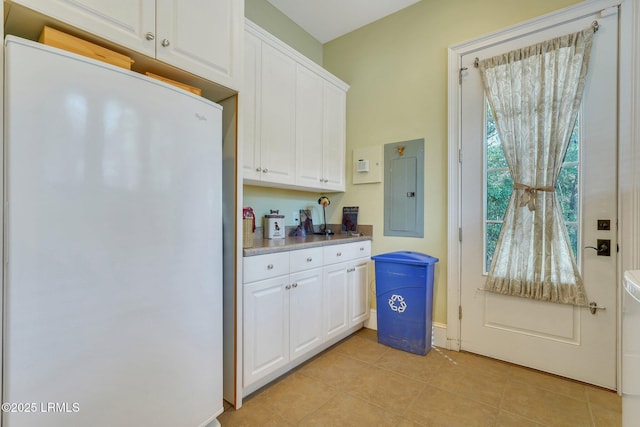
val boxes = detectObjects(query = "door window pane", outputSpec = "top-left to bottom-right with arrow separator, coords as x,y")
486,170 -> 512,221
556,165 -> 579,223
484,101 -> 580,272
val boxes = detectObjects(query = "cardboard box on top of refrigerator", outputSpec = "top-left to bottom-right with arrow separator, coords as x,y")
39,26 -> 134,70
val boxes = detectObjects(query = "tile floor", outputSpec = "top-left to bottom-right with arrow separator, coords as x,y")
218,328 -> 621,427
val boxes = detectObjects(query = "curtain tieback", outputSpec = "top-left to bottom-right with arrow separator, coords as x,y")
513,183 -> 555,211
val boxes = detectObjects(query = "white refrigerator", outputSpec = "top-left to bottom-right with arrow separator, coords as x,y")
2,36 -> 223,426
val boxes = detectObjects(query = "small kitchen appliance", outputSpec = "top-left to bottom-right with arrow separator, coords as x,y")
264,210 -> 285,239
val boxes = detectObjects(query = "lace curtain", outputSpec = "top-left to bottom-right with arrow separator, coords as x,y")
479,27 -> 595,306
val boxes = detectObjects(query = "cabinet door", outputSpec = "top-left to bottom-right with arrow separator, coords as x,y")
243,276 -> 289,387
322,82 -> 346,191
289,268 -> 324,361
259,43 -> 296,185
295,64 -> 324,189
156,0 -> 242,88
323,263 -> 349,340
13,0 -> 156,56
242,31 -> 262,181
349,259 -> 370,326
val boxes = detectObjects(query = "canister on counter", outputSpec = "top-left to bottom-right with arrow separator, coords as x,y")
263,210 -> 285,239
243,207 -> 255,248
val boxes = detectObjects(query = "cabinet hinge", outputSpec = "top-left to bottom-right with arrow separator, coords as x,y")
458,305 -> 462,320
458,227 -> 462,242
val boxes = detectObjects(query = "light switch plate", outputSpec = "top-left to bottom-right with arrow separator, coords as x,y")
292,211 -> 300,224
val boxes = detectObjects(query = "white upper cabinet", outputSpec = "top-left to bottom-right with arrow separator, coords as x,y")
243,20 -> 348,192
322,81 -> 347,191
242,30 -> 262,181
12,0 -> 156,55
258,43 -> 297,186
295,71 -> 346,192
11,0 -> 242,89
155,0 -> 241,88
242,32 -> 296,186
295,64 -> 325,188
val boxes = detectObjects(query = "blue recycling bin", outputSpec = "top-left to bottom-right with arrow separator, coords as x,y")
371,251 -> 439,355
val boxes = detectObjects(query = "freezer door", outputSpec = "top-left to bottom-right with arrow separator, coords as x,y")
3,36 -> 222,427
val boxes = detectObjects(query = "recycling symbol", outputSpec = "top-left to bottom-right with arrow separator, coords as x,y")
388,294 -> 407,313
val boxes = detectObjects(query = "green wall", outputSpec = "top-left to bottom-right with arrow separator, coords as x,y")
245,0 -> 323,65
322,0 -> 582,324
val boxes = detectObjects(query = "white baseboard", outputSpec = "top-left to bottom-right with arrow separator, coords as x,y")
364,309 -> 448,349
363,309 -> 378,330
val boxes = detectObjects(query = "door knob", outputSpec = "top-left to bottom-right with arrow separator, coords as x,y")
584,239 -> 611,256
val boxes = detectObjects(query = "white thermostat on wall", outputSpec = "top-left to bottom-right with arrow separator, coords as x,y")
352,146 -> 382,185
356,159 -> 370,172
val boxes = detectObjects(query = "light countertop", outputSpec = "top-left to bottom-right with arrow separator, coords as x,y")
243,233 -> 372,257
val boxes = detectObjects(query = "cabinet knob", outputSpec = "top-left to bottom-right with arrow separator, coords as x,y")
291,283 -> 298,288
145,32 -> 155,41
161,39 -> 171,47
360,247 -> 365,251
324,179 -> 329,183
347,267 -> 356,272
262,168 -> 268,173
267,264 -> 274,270
285,285 -> 291,290
256,167 -> 261,172
336,252 -> 342,257
306,257 -> 313,262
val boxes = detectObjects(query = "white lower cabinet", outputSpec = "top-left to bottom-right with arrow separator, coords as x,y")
289,268 -> 324,361
243,275 -> 289,386
323,263 -> 349,340
323,241 -> 372,340
349,259 -> 370,325
243,241 -> 370,391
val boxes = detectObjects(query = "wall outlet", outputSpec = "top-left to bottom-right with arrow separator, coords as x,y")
292,211 -> 300,224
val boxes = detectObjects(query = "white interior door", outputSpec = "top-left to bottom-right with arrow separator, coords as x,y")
460,9 -> 618,389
